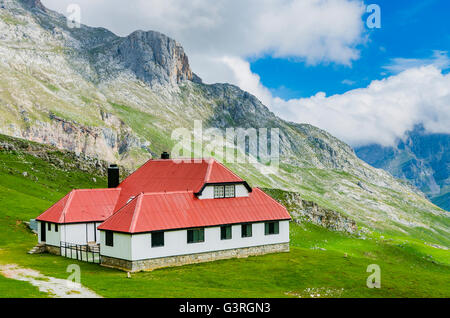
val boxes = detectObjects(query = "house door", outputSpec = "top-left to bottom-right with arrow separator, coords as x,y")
41,222 -> 46,242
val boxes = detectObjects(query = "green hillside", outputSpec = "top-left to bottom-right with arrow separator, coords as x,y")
0,0 -> 448,248
0,135 -> 448,298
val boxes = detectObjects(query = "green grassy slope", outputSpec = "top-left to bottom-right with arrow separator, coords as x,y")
0,136 -> 448,298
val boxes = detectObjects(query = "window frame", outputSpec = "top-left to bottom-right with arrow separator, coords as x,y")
224,185 -> 236,198
47,223 -> 51,231
214,184 -> 237,198
220,225 -> 232,240
265,221 -> 280,235
241,223 -> 252,238
151,231 -> 165,248
214,185 -> 225,198
105,231 -> 114,247
187,228 -> 205,244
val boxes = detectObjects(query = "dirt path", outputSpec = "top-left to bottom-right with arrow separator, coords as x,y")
0,264 -> 102,298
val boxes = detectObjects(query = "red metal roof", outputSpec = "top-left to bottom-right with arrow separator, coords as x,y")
97,188 -> 291,233
36,188 -> 121,224
114,158 -> 243,210
36,158 -> 290,229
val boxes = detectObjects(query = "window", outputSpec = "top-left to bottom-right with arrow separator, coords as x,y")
214,185 -> 225,198
187,228 -> 205,244
105,231 -> 114,247
241,224 -> 252,238
214,185 -> 235,198
225,185 -> 235,198
47,223 -> 51,231
221,225 -> 232,240
152,232 -> 164,247
55,224 -> 58,232
265,221 -> 279,235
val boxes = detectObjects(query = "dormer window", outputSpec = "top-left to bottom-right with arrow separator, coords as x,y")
225,185 -> 235,198
214,185 -> 235,198
214,185 -> 225,198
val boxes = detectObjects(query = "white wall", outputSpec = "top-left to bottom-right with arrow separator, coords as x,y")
37,221 -> 60,246
198,184 -> 249,199
37,221 -> 102,246
99,220 -> 289,261
99,231 -> 132,260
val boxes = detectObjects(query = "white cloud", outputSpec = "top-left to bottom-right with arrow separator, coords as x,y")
274,66 -> 450,147
221,55 -> 450,147
41,0 -> 366,84
220,56 -> 273,106
383,50 -> 450,74
341,79 -> 356,86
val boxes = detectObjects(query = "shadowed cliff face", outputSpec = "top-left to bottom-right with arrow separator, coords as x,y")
106,30 -> 194,87
356,125 -> 450,211
18,0 -> 46,11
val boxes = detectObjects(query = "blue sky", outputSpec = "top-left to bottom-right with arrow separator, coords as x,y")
251,0 -> 450,99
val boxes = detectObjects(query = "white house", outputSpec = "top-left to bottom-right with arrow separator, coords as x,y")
36,154 -> 291,271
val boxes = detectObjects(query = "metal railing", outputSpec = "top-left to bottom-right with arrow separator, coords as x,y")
60,241 -> 101,264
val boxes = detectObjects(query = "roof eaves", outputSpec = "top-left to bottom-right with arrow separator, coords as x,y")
254,188 -> 291,219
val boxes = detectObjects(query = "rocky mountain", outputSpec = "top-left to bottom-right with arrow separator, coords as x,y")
0,0 -> 448,245
356,126 -> 450,211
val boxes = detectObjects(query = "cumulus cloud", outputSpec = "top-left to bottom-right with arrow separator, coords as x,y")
41,0 -> 366,84
383,50 -> 450,74
195,50 -> 450,147
270,66 -> 450,147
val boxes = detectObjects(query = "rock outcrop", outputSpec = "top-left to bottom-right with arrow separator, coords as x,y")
263,188 -> 358,234
113,30 -> 194,86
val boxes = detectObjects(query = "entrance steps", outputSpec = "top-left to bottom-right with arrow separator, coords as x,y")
28,243 -> 46,254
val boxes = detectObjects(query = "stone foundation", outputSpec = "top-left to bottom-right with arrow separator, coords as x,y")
45,244 -> 61,255
101,243 -> 290,272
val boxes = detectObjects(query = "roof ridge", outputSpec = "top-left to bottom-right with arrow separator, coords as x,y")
59,190 -> 75,223
72,188 -> 121,192
129,193 -> 144,233
142,190 -> 193,196
203,158 -> 215,183
100,193 -> 139,224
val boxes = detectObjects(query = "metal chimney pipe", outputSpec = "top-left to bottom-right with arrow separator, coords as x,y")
108,164 -> 120,188
161,152 -> 170,159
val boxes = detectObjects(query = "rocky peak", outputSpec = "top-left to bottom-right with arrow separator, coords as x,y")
111,30 -> 193,87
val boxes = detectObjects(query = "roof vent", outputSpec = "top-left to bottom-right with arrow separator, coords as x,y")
161,152 -> 170,159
